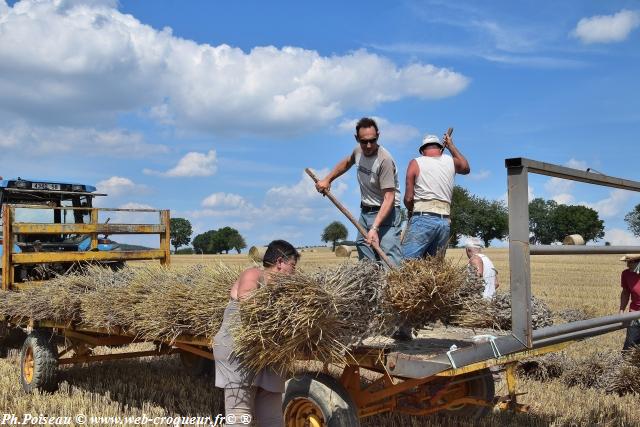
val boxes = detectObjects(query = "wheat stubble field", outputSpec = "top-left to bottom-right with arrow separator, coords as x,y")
0,248 -> 638,426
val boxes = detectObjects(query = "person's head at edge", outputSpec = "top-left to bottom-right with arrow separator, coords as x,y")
262,239 -> 300,274
465,238 -> 483,259
354,117 -> 380,157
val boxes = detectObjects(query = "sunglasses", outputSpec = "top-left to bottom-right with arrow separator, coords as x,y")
358,137 -> 379,146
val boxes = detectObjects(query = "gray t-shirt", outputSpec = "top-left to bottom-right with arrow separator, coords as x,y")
351,145 -> 401,207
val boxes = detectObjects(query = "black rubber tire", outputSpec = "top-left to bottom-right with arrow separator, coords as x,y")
283,372 -> 360,427
179,351 -> 214,378
445,368 -> 495,419
20,329 -> 59,393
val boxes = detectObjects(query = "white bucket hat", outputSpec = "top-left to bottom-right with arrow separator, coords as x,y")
464,237 -> 484,249
419,134 -> 442,153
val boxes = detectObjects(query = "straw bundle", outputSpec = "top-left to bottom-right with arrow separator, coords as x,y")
453,292 -> 553,330
233,261 -> 393,376
248,246 -> 266,262
603,348 -> 640,395
517,351 -> 569,381
0,272 -> 100,323
556,306 -> 598,323
562,350 -> 620,389
77,264 -> 237,341
386,257 -> 483,329
0,264 -> 240,342
334,245 -> 354,257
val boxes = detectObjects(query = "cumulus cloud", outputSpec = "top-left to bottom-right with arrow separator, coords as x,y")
0,0 -> 469,135
543,158 -> 589,203
572,10 -> 640,44
584,189 -> 632,218
604,228 -> 640,246
95,176 -> 146,197
190,169 -> 350,228
202,192 -> 251,209
0,124 -> 166,156
144,150 -> 217,177
265,168 -> 347,207
337,117 -> 420,144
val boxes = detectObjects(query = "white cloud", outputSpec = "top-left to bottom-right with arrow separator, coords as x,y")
189,169 -> 351,237
583,189 -> 632,218
96,176 -> 145,197
467,170 -> 490,181
265,168 -> 347,207
202,192 -> 251,209
551,193 -> 575,205
145,150 -> 217,177
565,158 -> 588,170
572,10 -> 640,44
604,228 -> 640,246
0,124 -> 166,156
337,117 -> 420,144
543,158 -> 589,203
0,0 -> 469,135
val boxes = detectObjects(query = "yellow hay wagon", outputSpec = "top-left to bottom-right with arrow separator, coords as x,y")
3,158 -> 640,427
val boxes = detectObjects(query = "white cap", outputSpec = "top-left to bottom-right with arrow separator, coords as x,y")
419,134 -> 442,153
464,237 -> 484,249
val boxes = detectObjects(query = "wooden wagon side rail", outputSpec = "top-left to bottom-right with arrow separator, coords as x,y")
1,204 -> 171,290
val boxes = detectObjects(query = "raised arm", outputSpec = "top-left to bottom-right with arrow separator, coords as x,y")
315,153 -> 355,193
442,133 -> 470,175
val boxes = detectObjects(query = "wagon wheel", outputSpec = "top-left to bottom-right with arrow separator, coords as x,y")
283,372 -> 360,427
441,368 -> 495,419
20,329 -> 59,393
179,351 -> 214,378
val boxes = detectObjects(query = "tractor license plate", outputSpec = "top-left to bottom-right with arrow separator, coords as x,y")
32,183 -> 61,191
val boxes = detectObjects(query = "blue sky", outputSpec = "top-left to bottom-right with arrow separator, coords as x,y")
1,0 -> 639,248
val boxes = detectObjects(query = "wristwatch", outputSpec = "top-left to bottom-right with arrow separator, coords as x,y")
371,225 -> 380,232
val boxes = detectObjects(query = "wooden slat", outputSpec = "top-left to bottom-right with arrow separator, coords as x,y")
11,223 -> 165,235
12,250 -> 166,264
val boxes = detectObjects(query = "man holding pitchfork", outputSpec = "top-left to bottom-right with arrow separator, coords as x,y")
401,130 -> 470,259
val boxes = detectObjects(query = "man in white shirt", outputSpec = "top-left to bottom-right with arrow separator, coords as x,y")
465,238 -> 499,299
402,132 -> 470,259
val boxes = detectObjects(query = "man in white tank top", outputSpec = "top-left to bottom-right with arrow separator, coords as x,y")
401,132 -> 470,259
465,238 -> 499,299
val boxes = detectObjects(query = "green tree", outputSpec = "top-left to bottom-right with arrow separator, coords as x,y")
192,230 -> 216,254
468,197 -> 508,247
215,226 -> 247,254
450,186 -> 474,246
321,221 -> 348,251
625,204 -> 640,237
169,218 -> 192,253
528,198 -> 558,244
551,204 -> 604,243
191,227 -> 246,254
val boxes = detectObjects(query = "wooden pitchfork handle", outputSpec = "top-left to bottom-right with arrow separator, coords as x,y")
305,168 -> 394,269
440,127 -> 454,154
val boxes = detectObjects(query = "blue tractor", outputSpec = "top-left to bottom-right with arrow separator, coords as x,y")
0,177 -> 120,283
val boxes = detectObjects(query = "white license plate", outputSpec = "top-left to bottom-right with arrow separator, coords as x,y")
32,183 -> 61,191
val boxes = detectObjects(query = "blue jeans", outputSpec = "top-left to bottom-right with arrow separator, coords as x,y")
401,214 -> 450,259
356,207 -> 402,268
623,319 -> 640,350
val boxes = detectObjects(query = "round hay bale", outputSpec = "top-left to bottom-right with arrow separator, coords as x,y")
563,234 -> 585,245
335,245 -> 354,257
248,246 -> 266,262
